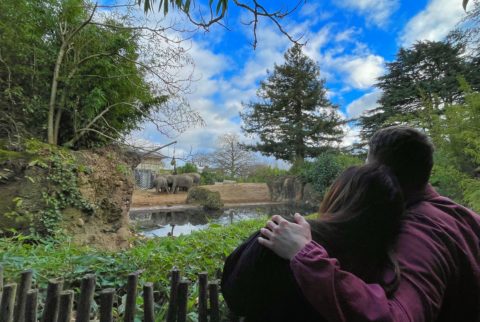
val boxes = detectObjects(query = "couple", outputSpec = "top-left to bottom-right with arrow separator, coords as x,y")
221,126 -> 480,322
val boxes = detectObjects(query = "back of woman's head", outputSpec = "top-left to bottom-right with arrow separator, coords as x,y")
310,164 -> 405,290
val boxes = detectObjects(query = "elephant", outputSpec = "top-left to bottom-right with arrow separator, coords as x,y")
185,173 -> 201,186
153,175 -> 170,194
165,174 -> 175,191
171,174 -> 194,194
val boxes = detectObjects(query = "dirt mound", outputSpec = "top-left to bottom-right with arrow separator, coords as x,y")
132,183 -> 271,207
0,143 -> 136,250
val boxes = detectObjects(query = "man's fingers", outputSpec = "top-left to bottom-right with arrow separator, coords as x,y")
294,213 -> 307,225
266,220 -> 276,231
260,227 -> 273,239
272,215 -> 287,225
258,236 -> 273,248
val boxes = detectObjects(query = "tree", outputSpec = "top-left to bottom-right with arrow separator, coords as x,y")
0,0 -> 202,148
241,44 -> 344,166
211,133 -> 255,178
358,41 -> 479,141
135,0 -> 303,49
134,0 -> 470,48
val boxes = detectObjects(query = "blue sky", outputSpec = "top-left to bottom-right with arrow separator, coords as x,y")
122,0 -> 468,165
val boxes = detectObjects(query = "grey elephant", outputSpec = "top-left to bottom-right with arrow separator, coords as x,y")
185,173 -> 201,186
165,174 -> 175,191
171,174 -> 194,194
153,175 -> 170,194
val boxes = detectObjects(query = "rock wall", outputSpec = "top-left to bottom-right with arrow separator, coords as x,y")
0,144 -> 140,250
266,176 -> 322,207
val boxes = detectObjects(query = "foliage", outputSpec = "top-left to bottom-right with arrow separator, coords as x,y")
238,165 -> 289,183
358,41 -> 480,143
297,153 -> 343,197
4,140 -> 95,235
177,162 -> 198,174
186,187 -> 224,210
0,217 -> 267,319
0,0 -> 199,148
427,85 -> 480,211
200,169 -> 224,185
293,152 -> 362,197
241,44 -> 344,165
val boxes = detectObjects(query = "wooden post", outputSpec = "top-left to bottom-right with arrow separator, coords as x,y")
208,281 -> 220,322
143,283 -> 155,322
14,269 -> 33,322
57,290 -> 73,322
215,269 -> 222,280
176,280 -> 189,322
197,272 -> 208,322
0,283 -> 17,322
25,290 -> 38,322
124,272 -> 139,322
0,265 -> 3,292
166,268 -> 180,322
75,274 -> 96,322
99,288 -> 115,322
42,278 -> 63,322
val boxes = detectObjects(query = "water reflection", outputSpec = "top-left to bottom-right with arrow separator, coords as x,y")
129,203 -> 317,237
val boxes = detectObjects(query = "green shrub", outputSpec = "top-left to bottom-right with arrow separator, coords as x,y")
186,187 -> 224,210
177,162 -> 198,174
296,153 -> 340,196
239,165 -> 289,183
200,170 -> 224,185
462,178 -> 480,213
430,163 -> 469,203
0,217 -> 267,319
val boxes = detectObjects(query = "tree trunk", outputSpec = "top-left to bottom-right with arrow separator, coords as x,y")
48,41 -> 67,145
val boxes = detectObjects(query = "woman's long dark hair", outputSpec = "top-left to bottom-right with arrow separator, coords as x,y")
309,163 -> 404,295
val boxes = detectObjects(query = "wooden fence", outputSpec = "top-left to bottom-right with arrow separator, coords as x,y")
0,265 -> 239,322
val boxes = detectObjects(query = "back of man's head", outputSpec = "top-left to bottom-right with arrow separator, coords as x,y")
368,126 -> 434,192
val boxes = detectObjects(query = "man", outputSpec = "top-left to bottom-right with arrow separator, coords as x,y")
223,126 -> 480,321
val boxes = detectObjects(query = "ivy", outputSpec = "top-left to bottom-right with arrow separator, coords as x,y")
37,149 -> 95,235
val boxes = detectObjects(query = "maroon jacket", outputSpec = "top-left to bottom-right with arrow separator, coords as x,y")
222,185 -> 480,321
291,185 -> 480,321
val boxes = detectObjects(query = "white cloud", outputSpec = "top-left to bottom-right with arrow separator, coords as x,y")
341,125 -> 362,147
335,0 -> 399,27
346,90 -> 382,118
400,0 -> 465,46
342,55 -> 385,89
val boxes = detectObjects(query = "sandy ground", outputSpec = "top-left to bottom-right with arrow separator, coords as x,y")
131,183 -> 271,208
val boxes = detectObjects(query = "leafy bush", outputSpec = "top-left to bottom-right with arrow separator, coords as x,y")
239,165 -> 289,183
177,162 -> 198,174
0,217 -> 267,320
186,187 -> 224,210
462,178 -> 480,213
430,163 -> 469,203
300,153 -> 342,196
200,169 -> 224,185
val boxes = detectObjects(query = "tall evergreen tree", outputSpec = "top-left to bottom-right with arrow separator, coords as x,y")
358,41 -> 479,141
240,44 -> 344,165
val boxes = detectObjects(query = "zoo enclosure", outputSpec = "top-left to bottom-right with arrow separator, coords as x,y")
0,265 -> 238,322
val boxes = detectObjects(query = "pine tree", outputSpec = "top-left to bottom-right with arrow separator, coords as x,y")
240,44 -> 344,165
358,41 -> 479,142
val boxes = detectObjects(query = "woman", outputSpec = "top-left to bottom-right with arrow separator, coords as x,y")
221,164 -> 404,321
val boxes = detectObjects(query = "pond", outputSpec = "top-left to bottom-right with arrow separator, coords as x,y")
129,203 -> 318,237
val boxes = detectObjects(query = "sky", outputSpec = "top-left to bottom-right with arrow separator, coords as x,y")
117,0 -> 468,166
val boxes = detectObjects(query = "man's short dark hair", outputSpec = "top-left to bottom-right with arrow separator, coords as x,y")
368,126 -> 434,191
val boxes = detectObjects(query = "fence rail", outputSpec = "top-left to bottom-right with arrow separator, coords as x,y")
0,265 -> 237,322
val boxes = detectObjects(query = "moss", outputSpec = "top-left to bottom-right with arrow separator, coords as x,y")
0,149 -> 31,163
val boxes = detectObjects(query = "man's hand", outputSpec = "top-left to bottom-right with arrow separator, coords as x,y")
258,213 -> 312,260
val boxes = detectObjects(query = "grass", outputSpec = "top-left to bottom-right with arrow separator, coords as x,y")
0,217 -> 268,319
